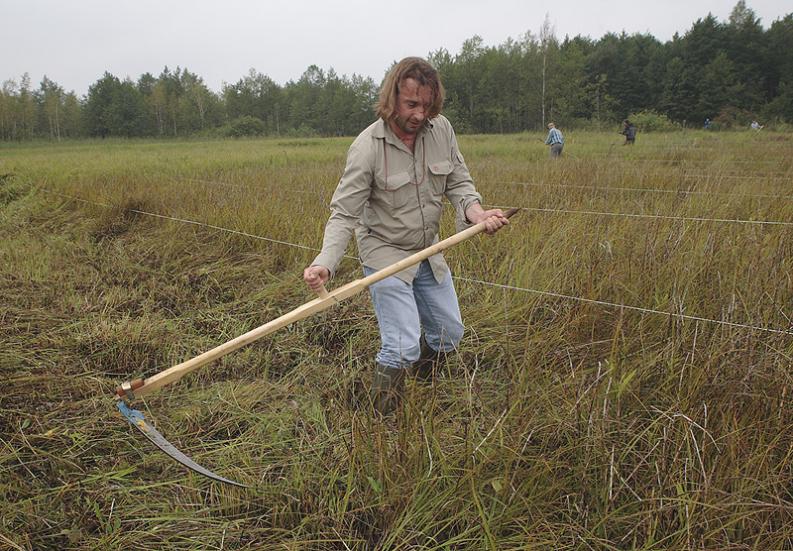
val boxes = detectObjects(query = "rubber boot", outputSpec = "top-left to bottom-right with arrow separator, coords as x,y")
371,363 -> 406,416
411,336 -> 442,382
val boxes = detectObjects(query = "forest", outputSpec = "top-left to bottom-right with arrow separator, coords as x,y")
1,1 -> 791,140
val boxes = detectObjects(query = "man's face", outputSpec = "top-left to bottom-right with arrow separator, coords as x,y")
393,78 -> 432,135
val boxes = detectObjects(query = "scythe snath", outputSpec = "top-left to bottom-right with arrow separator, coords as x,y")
115,208 -> 520,486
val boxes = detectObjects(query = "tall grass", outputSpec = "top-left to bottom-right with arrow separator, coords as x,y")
1,130 -> 792,549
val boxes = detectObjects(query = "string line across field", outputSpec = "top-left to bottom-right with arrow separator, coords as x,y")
38,188 -> 793,338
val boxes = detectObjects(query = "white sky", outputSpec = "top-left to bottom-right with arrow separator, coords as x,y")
2,0 -> 790,96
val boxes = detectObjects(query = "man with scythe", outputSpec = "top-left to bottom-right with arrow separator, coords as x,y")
304,57 -> 509,415
113,58 -> 513,483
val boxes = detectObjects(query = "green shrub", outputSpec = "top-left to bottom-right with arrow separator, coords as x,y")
713,106 -> 754,129
224,116 -> 266,137
627,110 -> 680,131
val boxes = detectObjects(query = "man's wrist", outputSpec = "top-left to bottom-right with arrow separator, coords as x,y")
465,202 -> 483,223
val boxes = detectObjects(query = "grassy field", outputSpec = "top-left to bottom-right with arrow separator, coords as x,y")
1,130 -> 792,550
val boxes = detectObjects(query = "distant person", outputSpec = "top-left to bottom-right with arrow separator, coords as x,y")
544,122 -> 564,158
303,57 -> 509,416
621,119 -> 637,145
704,118 -> 712,130
750,120 -> 764,130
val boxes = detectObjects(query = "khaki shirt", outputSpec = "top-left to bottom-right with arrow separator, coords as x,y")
312,115 -> 482,283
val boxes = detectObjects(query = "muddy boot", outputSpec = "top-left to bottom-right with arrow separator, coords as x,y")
371,363 -> 406,416
411,336 -> 442,382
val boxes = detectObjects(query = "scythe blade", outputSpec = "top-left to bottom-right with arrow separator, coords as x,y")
116,400 -> 247,488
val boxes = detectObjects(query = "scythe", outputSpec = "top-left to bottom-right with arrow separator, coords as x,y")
115,208 -> 520,486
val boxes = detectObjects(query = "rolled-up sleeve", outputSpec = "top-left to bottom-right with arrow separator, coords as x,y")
311,139 -> 373,277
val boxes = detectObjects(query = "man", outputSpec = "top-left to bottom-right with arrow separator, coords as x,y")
621,119 -> 637,145
303,57 -> 508,415
545,122 -> 564,157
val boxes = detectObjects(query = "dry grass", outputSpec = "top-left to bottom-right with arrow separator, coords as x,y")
1,130 -> 792,550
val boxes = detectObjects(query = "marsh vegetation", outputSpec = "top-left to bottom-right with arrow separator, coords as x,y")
1,130 -> 792,549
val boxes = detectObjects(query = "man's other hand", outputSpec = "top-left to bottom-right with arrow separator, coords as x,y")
303,265 -> 330,292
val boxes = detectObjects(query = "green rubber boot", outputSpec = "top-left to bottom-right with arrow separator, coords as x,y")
371,363 -> 406,416
411,336 -> 442,381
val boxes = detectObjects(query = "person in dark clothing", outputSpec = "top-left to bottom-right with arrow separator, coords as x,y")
621,119 -> 637,145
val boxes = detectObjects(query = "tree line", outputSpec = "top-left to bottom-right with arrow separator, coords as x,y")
1,1 -> 791,140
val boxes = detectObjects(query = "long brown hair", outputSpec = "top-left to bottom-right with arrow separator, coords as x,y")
375,57 -> 445,122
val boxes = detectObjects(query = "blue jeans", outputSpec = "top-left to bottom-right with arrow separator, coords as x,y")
364,260 -> 464,370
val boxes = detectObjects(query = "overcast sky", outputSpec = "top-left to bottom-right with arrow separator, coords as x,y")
2,0 -> 790,96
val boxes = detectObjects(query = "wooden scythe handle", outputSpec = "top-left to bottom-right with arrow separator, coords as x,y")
315,284 -> 330,299
115,207 -> 520,399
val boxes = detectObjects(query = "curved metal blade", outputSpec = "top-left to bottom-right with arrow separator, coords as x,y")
116,400 -> 247,488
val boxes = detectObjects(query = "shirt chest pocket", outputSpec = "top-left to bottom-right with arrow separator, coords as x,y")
374,170 -> 416,209
428,159 -> 453,196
